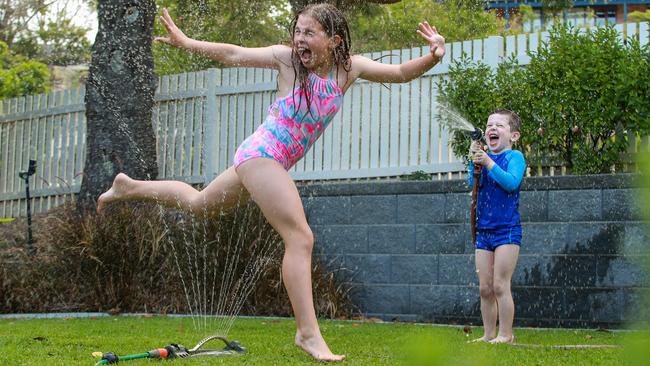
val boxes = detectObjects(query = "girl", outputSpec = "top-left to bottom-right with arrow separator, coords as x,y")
98,3 -> 445,361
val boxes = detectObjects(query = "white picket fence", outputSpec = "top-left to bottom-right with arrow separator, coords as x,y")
1,22 -> 648,217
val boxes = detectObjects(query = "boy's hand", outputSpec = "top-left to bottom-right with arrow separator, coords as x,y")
472,150 -> 495,170
155,8 -> 190,49
416,21 -> 445,59
469,141 -> 484,155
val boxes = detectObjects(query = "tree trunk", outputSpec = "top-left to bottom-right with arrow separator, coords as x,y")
78,0 -> 158,212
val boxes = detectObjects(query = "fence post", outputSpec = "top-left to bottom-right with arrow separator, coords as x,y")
484,35 -> 504,70
203,68 -> 219,183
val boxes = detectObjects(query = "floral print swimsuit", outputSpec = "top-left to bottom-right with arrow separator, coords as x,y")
233,70 -> 343,170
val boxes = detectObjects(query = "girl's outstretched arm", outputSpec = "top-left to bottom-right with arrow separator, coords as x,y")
155,8 -> 290,70
348,21 -> 445,85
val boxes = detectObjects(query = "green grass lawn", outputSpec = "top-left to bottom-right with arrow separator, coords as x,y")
0,316 -> 644,366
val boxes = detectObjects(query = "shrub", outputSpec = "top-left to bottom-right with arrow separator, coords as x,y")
0,41 -> 50,99
0,202 -> 356,319
439,24 -> 650,174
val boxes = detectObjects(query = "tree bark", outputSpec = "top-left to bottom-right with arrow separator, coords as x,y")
78,0 -> 158,213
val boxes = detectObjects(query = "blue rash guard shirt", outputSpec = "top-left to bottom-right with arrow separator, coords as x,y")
468,149 -> 526,230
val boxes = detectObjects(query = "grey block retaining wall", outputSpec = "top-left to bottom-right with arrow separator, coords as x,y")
299,174 -> 649,328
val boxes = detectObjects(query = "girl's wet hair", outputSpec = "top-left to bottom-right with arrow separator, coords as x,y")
290,3 -> 352,118
491,109 -> 521,132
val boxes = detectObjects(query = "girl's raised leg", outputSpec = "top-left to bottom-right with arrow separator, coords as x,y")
235,157 -> 344,362
97,167 -> 249,214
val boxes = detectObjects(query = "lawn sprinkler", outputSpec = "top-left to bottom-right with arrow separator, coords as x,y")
92,335 -> 246,365
468,128 -> 483,245
18,160 -> 37,255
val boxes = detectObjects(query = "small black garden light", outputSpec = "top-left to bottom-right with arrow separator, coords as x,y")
18,159 -> 37,255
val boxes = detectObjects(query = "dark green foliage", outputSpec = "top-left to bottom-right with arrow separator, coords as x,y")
0,202 -> 355,318
401,170 -> 432,181
0,41 -> 50,98
337,0 -> 503,53
12,14 -> 92,66
153,0 -> 504,74
439,24 -> 650,174
153,0 -> 290,75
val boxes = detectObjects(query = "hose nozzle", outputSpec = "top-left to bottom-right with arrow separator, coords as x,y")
469,127 -> 483,141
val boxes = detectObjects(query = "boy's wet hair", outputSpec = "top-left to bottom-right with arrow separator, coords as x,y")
491,109 -> 521,132
290,3 -> 352,119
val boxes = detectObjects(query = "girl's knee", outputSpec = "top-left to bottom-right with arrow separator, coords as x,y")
286,225 -> 314,253
187,194 -> 208,213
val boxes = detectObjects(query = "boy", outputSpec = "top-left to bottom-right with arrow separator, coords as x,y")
468,109 -> 526,344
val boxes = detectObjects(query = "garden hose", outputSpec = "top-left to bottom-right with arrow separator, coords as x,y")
93,345 -> 179,365
469,127 -> 484,244
92,335 -> 245,364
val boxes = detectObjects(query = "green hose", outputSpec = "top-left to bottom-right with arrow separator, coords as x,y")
94,352 -> 150,365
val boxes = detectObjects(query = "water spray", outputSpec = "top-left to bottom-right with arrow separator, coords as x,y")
92,335 -> 245,365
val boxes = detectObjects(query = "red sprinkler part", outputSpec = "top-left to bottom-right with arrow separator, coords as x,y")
147,348 -> 170,359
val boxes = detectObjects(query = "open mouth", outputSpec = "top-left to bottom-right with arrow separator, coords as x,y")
488,133 -> 499,145
297,47 -> 312,63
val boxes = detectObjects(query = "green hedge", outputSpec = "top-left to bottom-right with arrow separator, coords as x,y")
439,24 -> 650,174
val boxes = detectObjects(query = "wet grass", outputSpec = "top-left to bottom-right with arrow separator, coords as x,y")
0,316 -> 641,365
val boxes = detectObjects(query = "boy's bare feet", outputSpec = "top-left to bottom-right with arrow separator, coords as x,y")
489,335 -> 515,344
469,335 -> 495,343
295,331 -> 345,362
97,173 -> 133,213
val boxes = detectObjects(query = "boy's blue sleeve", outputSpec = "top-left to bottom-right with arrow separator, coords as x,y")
487,151 -> 526,193
467,161 -> 474,187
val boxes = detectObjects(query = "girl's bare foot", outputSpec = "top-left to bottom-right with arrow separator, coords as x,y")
295,331 -> 345,362
489,335 -> 515,344
469,335 -> 495,343
97,173 -> 133,213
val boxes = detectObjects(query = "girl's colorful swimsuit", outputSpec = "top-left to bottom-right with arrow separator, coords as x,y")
233,70 -> 343,170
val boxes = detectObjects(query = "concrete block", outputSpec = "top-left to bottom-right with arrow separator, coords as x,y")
519,190 -> 548,222
624,223 -> 650,255
397,194 -> 446,224
566,223 -> 624,255
445,193 -> 471,223
513,287 -> 565,319
368,224 -> 415,254
513,255 -> 552,286
548,190 -> 601,221
391,255 -> 438,285
343,254 -> 391,284
596,255 -> 650,287
438,255 -> 477,286
313,225 -> 368,254
410,285 -> 465,319
416,224 -> 467,254
304,196 -> 350,225
602,188 -> 640,221
350,195 -> 397,224
520,223 -> 568,254
351,285 -> 410,314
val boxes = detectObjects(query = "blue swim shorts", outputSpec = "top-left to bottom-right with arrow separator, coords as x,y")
475,226 -> 521,252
